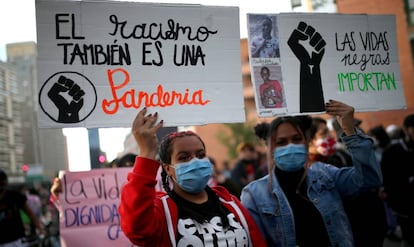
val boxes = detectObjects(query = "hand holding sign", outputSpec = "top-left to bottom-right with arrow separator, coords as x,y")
47,75 -> 85,123
325,99 -> 356,136
248,14 -> 405,117
132,108 -> 163,159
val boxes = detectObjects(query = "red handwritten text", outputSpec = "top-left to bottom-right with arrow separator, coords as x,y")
101,68 -> 211,114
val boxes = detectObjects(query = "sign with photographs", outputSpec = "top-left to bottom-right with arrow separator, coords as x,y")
247,13 -> 406,117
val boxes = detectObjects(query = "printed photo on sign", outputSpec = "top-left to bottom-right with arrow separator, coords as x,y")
247,14 -> 281,67
247,14 -> 287,116
252,65 -> 287,113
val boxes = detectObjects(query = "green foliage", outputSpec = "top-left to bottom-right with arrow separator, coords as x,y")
216,122 -> 262,160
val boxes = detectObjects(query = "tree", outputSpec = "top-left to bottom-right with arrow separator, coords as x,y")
216,122 -> 263,160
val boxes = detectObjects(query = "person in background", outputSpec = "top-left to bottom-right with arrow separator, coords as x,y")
47,177 -> 62,247
19,185 -> 43,239
240,100 -> 382,247
117,153 -> 137,168
254,151 -> 268,180
386,124 -> 405,144
0,170 -> 45,247
208,157 -> 242,198
230,142 -> 259,194
381,114 -> 414,247
307,117 -> 387,247
108,158 -> 120,168
368,125 -> 391,164
118,108 -> 266,246
367,126 -> 400,242
49,177 -> 62,205
306,116 -> 352,167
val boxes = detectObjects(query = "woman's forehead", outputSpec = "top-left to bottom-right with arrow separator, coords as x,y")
274,122 -> 300,136
171,136 -> 204,152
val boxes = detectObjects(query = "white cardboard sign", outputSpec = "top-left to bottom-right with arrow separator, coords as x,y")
247,13 -> 406,117
36,0 -> 244,128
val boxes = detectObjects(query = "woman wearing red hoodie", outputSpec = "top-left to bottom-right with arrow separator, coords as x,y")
119,108 -> 266,247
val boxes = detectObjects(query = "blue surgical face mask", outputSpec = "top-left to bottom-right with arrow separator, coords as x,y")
273,143 -> 308,172
171,157 -> 213,194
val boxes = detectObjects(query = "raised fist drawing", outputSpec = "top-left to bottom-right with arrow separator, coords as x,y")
288,21 -> 326,113
48,75 -> 85,123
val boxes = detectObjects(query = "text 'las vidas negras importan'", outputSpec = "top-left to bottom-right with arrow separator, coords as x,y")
101,68 -> 211,114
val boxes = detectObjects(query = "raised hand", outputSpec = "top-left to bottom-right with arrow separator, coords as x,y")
132,108 -> 163,159
325,99 -> 356,136
50,177 -> 62,197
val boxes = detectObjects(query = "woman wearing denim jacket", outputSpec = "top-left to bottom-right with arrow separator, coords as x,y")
240,100 -> 382,247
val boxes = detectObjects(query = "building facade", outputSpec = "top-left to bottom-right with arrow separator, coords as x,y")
0,61 -> 25,181
5,42 -> 69,181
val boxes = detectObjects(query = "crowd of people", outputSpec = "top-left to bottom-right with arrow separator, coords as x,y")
117,101 -> 413,247
2,102 -> 413,247
0,171 -> 61,247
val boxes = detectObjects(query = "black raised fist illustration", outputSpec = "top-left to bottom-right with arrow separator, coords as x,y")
48,75 -> 85,123
288,21 -> 326,113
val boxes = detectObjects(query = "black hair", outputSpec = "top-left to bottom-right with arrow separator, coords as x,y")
158,131 -> 205,164
0,169 -> 7,182
404,114 -> 414,128
368,125 -> 390,148
262,16 -> 273,27
254,116 -> 311,141
118,153 -> 137,167
306,117 -> 327,142
159,131 -> 230,228
254,122 -> 270,141
260,66 -> 270,75
208,156 -> 216,167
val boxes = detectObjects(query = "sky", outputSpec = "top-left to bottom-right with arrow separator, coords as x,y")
0,0 -> 295,171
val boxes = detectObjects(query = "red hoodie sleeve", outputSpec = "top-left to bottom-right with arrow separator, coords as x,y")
118,156 -> 170,246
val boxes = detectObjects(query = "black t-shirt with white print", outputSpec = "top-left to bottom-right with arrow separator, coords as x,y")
171,188 -> 249,247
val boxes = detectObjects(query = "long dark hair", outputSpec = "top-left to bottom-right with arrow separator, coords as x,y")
158,131 -> 230,228
307,117 -> 327,142
254,116 -> 311,176
255,116 -> 311,141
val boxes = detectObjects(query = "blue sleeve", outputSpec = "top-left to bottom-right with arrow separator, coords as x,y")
240,186 -> 268,243
333,129 -> 383,195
